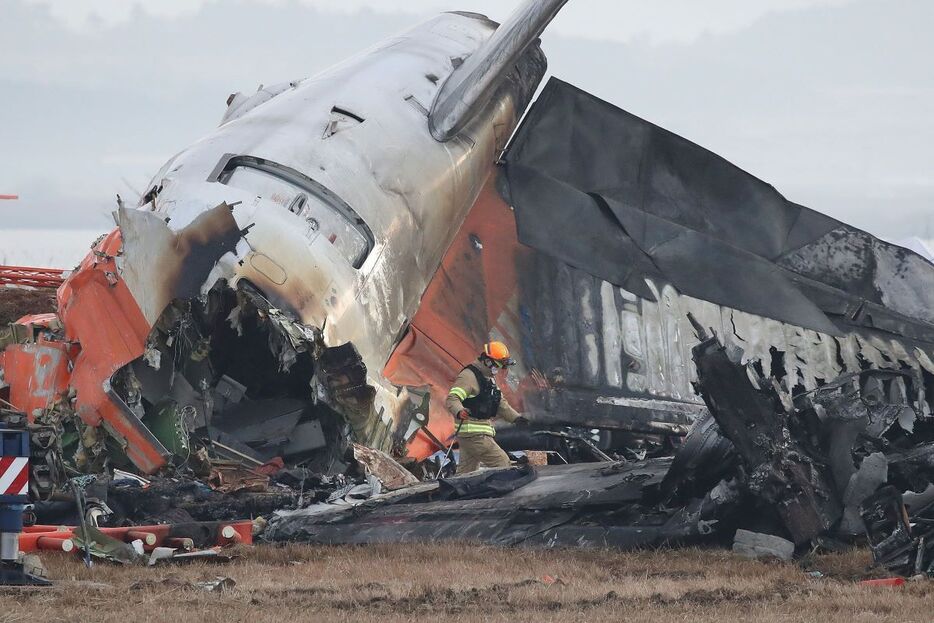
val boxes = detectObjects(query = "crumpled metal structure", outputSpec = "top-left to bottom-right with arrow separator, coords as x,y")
683,327 -> 934,574
263,460 -> 735,549
2,5 -> 934,571
501,78 -> 934,338
268,327 -> 934,575
393,77 -> 934,461
0,205 -> 386,481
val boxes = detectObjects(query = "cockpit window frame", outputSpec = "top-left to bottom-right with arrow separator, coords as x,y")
208,153 -> 374,269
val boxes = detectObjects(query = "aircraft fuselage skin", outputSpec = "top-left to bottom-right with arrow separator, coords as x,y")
134,13 -> 545,441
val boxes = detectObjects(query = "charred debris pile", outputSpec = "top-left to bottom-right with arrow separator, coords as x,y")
264,316 -> 934,578
678,317 -> 934,575
11,279 -> 414,531
123,281 -> 348,478
5,273 -> 934,577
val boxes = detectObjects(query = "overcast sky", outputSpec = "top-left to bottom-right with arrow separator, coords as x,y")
1,0 -> 932,264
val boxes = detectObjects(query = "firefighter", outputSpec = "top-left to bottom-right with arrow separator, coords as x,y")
445,341 -> 527,473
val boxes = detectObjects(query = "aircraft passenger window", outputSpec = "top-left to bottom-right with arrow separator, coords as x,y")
212,155 -> 373,268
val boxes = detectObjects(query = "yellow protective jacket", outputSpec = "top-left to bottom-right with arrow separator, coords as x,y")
445,359 -> 520,437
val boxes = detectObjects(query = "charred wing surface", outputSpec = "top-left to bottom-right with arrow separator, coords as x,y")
264,461 -> 736,549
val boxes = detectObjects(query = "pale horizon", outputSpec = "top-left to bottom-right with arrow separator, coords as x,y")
1,0 -> 932,265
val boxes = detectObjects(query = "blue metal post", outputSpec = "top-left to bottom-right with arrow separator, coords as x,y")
0,422 -> 48,585
0,427 -> 29,559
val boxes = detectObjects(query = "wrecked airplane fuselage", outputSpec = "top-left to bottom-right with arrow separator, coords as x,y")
0,10 -> 549,477
0,206 -> 360,476
384,78 -> 934,463
1,0 -> 933,506
499,78 -> 934,439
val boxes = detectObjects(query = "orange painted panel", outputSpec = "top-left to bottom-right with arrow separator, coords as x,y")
2,342 -> 71,418
385,176 -> 533,460
56,229 -> 168,473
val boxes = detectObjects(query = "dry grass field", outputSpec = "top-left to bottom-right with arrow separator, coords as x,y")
1,543 -> 929,623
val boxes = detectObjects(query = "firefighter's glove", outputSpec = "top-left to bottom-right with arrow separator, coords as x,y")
514,416 -> 530,427
457,410 -> 471,421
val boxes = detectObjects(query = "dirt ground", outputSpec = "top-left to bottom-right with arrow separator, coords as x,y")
0,286 -> 56,326
1,543 -> 929,623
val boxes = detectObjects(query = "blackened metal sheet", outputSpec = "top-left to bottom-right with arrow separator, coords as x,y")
498,460 -> 669,509
117,204 -> 243,325
385,176 -> 710,454
501,78 -> 934,338
436,464 -> 537,500
509,160 -> 838,334
264,460 -> 675,547
506,165 -> 659,300
657,411 -> 736,504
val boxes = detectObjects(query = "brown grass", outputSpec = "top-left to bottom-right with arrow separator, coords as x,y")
1,544 -> 928,623
0,286 -> 56,326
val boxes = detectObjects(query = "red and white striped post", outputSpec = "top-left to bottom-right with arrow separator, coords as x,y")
1,424 -> 30,555
0,417 -> 37,584
0,455 -> 29,499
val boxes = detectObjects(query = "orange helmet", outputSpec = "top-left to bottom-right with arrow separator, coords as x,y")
482,341 -> 515,366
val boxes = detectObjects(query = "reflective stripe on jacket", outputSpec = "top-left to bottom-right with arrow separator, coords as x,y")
446,359 -> 520,437
446,361 -> 519,421
459,420 -> 496,436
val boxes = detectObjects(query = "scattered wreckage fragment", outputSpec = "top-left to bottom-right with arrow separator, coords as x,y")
732,529 -> 795,562
858,479 -> 934,576
266,317 -> 933,560
684,318 -> 934,573
687,323 -> 843,544
20,519 -> 252,565
263,459 -> 738,549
